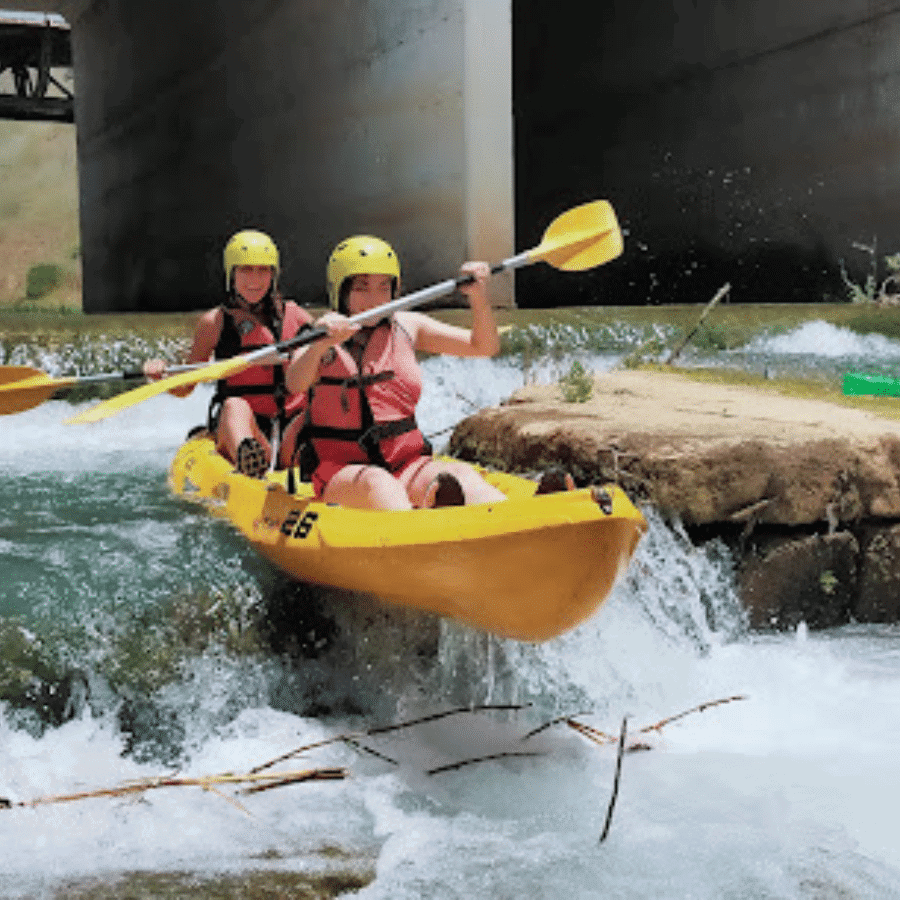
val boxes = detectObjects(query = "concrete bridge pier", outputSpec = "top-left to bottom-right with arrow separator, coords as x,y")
10,0 -> 514,312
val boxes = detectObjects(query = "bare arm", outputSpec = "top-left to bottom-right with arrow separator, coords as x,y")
402,261 -> 500,358
144,308 -> 222,397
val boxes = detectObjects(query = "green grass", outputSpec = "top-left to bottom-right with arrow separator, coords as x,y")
0,307 -> 200,343
0,121 -> 80,306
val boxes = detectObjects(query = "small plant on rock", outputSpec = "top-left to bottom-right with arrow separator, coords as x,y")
559,360 -> 594,403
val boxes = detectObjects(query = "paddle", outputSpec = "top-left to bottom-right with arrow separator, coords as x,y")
0,363 -> 206,416
67,199 -> 623,425
842,372 -> 900,398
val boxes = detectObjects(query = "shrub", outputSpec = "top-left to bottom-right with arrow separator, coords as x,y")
559,359 -> 593,403
25,263 -> 64,299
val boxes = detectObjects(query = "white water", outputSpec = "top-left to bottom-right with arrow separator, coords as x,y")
2,327 -> 900,898
747,320 -> 900,358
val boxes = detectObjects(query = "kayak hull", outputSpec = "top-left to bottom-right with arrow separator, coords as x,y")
168,436 -> 646,642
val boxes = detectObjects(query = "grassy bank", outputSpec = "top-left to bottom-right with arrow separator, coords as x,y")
5,300 -> 900,349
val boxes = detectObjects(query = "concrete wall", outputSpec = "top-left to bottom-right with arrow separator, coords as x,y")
514,0 -> 900,305
8,0 -> 513,312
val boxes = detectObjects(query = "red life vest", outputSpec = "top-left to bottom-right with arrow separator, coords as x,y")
299,318 -> 429,472
213,299 -> 312,420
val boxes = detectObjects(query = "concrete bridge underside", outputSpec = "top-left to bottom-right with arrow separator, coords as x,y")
5,0 -> 900,310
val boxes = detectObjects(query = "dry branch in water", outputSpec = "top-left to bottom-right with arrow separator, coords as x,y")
427,751 -> 544,776
250,703 -> 527,774
0,767 -> 347,813
524,694 -> 748,753
0,698 -> 744,818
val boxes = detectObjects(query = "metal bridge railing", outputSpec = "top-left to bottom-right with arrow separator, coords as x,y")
0,13 -> 73,122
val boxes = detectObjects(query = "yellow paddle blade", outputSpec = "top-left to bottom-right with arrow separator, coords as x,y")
0,365 -> 49,388
529,200 -> 623,271
65,356 -> 242,425
0,366 -> 77,415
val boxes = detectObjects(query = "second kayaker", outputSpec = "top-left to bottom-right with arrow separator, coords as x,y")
144,229 -> 313,477
280,235 -> 509,510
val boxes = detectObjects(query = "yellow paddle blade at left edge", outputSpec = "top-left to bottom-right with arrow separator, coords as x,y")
65,356 -> 249,425
0,367 -> 78,415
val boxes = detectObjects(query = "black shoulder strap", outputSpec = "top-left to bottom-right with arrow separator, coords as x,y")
214,305 -> 241,360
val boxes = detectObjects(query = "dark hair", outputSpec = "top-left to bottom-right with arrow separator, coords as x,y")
337,275 -> 398,315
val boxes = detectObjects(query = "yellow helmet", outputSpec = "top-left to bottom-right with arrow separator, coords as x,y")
223,230 -> 279,290
326,235 -> 400,310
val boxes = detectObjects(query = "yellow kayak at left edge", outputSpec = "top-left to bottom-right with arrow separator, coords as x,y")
168,435 -> 647,642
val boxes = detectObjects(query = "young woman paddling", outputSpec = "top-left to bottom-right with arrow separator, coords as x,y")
280,235 -> 510,510
144,229 -> 312,476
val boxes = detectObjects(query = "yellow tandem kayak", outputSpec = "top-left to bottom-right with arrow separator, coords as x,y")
168,435 -> 647,642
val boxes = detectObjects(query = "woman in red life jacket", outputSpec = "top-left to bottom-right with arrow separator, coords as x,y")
280,234 -> 510,510
144,230 -> 313,476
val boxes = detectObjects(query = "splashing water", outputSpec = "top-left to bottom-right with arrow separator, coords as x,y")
747,321 -> 900,358
686,319 -> 900,382
1,337 -> 899,898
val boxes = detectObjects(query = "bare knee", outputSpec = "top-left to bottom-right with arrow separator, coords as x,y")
367,471 -> 412,509
325,466 -> 412,510
406,459 -> 507,507
219,397 -> 254,427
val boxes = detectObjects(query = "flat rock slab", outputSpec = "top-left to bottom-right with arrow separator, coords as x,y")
449,369 -> 900,526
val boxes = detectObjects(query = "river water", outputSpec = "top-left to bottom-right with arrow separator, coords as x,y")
1,321 -> 900,898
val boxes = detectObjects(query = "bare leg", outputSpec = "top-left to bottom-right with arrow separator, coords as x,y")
323,464 -> 413,510
215,397 -> 270,465
279,413 -> 304,469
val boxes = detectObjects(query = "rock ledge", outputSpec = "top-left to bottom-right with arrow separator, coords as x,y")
449,369 -> 900,629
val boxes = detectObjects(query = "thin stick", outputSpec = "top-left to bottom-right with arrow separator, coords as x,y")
202,784 -> 254,818
635,695 -> 747,736
2,766 -> 347,810
427,751 -> 544,776
665,282 -> 730,364
238,768 -> 347,796
519,712 -> 592,741
599,717 -> 628,844
566,719 -> 616,746
250,703 -> 527,774
525,695 -> 747,750
341,738 -> 398,766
